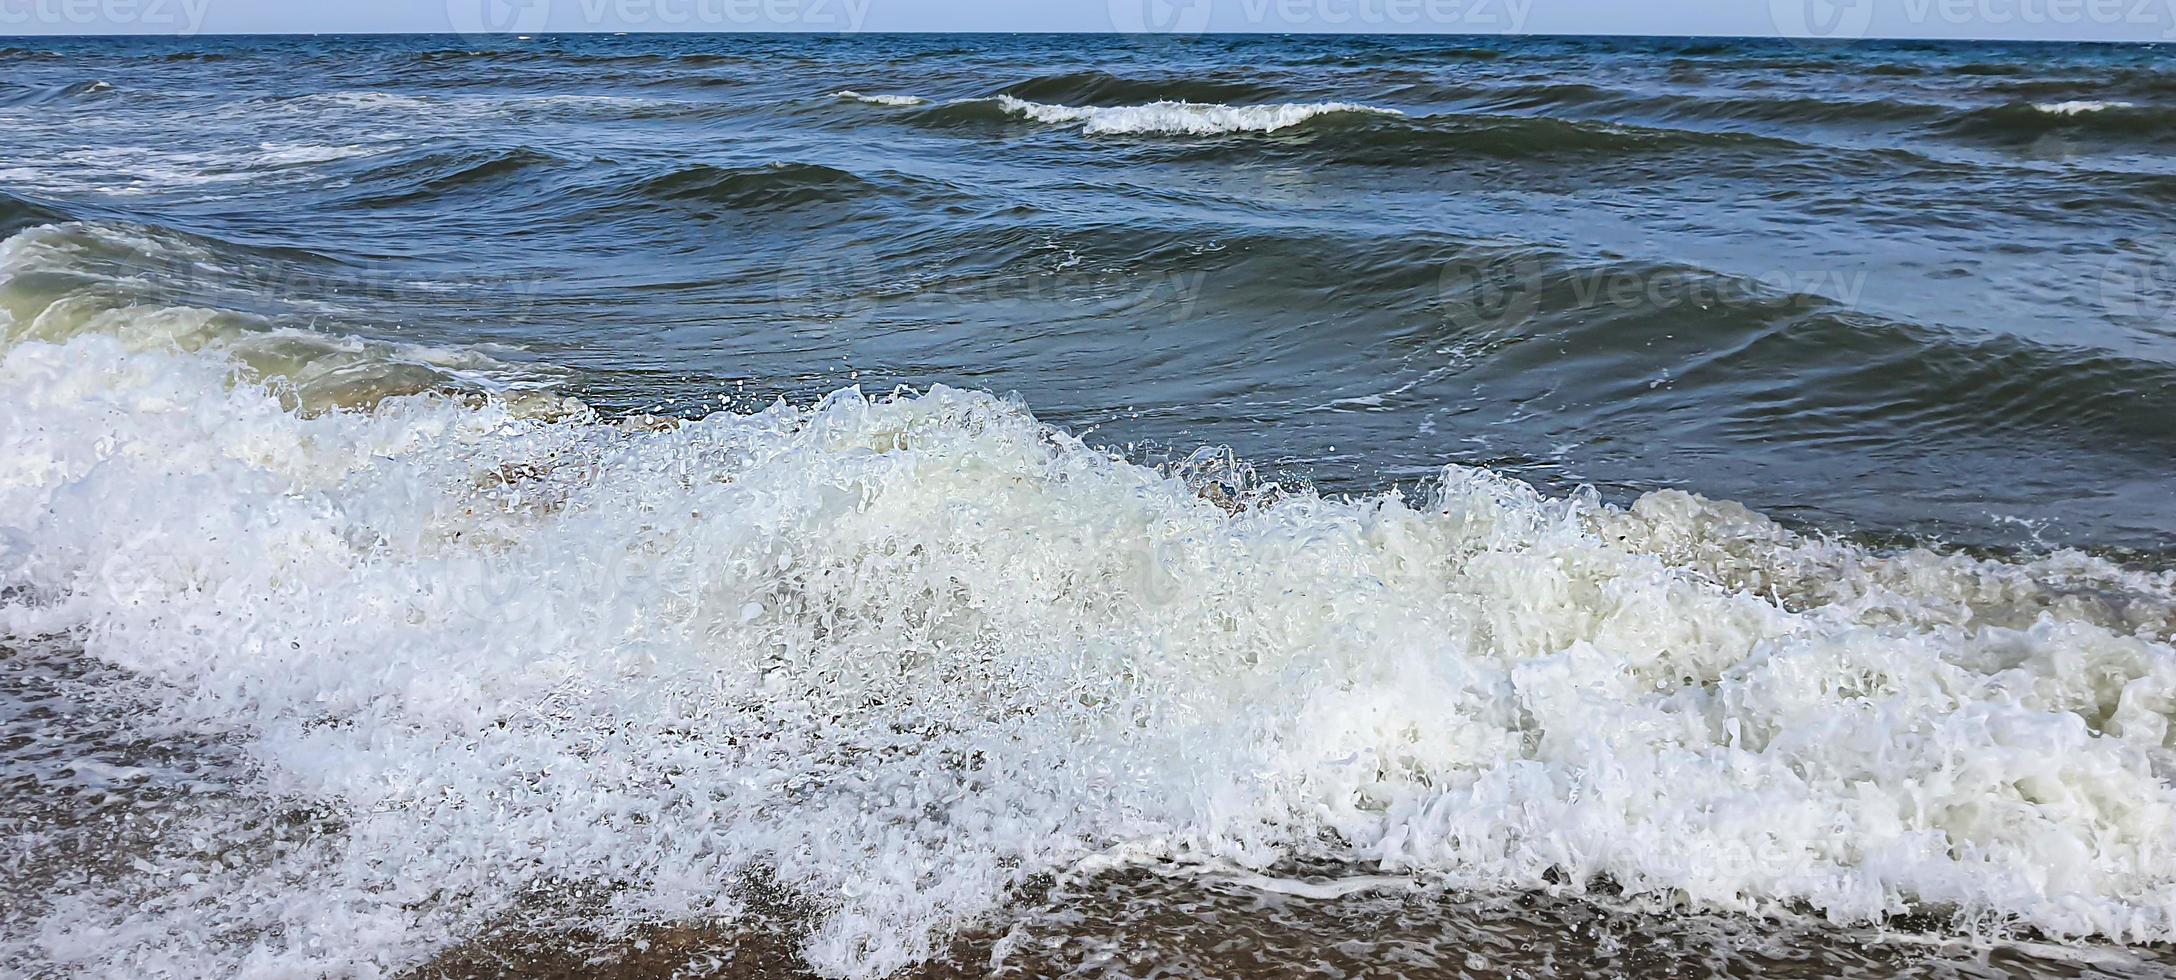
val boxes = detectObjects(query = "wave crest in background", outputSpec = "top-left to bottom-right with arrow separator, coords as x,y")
631,161 -> 912,212
0,223 -> 569,414
990,96 -> 1401,135
1948,100 -> 2176,143
4,224 -> 2176,977
994,69 -> 1288,106
881,93 -> 1402,135
831,90 -> 927,106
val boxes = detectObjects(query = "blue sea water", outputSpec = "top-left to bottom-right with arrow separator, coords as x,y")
3,33 -> 2174,550
3,32 -> 2176,978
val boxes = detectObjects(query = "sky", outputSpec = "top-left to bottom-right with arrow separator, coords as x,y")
3,0 -> 2172,41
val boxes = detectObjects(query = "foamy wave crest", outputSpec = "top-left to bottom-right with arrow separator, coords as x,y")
0,223 -> 571,415
2032,99 -> 2136,115
832,90 -> 927,106
993,95 -> 1399,134
4,225 -> 2176,976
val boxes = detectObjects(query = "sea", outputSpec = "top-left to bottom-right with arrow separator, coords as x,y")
2,30 -> 2176,979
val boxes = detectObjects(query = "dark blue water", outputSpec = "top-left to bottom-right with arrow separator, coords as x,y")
3,33 -> 2172,553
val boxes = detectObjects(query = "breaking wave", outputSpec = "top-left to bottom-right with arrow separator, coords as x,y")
896,95 -> 1402,135
1948,100 -> 2176,143
4,222 -> 2176,977
993,96 -> 1400,135
0,223 -> 569,414
0,79 -> 113,107
886,94 -> 1806,161
831,90 -> 927,107
994,69 -> 1287,107
2035,99 -> 2139,115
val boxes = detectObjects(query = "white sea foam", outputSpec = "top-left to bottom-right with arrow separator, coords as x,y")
0,223 -> 571,411
3,223 -> 2176,977
833,89 -> 928,106
282,90 -> 439,112
0,142 -> 394,197
993,95 -> 1400,134
2032,99 -> 2136,115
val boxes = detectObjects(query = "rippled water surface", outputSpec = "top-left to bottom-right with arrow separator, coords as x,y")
5,33 -> 2174,550
3,32 -> 2176,979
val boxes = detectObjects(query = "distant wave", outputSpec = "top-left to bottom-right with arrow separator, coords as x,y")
1397,78 -> 2172,148
874,88 -> 1827,158
991,96 -> 1401,135
631,161 -> 903,211
1300,46 -> 1504,65
1166,111 -> 1804,166
2032,99 -> 2137,115
1986,69 -> 2176,102
1417,81 -> 1956,129
410,49 -> 744,69
996,69 -> 1287,106
1444,80 -> 1621,111
1947,99 -> 2173,142
832,89 -> 927,106
325,151 -> 919,216
337,147 -> 571,208
869,93 -> 1395,136
1665,94 -> 1952,127
0,79 -> 113,107
259,90 -> 441,114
